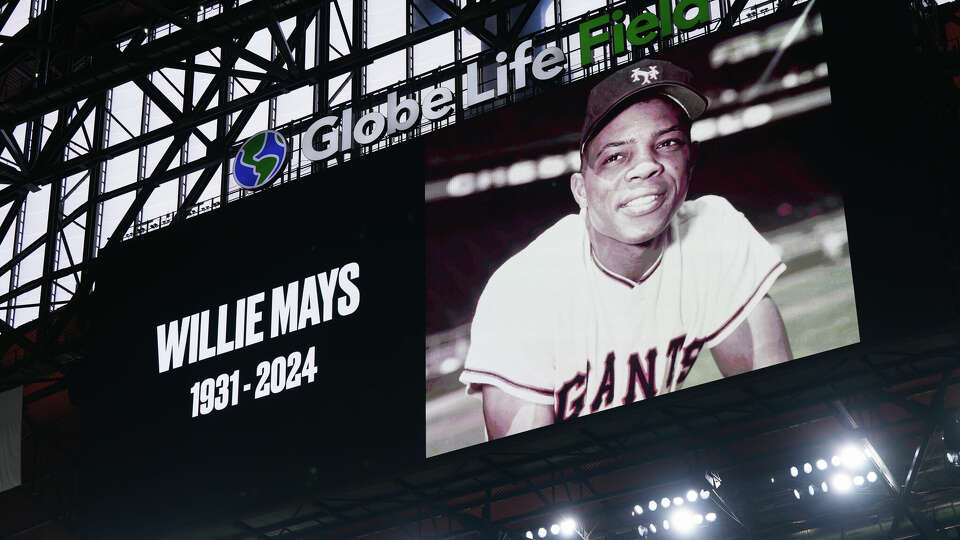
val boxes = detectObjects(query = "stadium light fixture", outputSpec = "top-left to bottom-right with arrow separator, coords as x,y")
700,489 -> 710,500
673,496 -> 684,506
816,459 -> 828,470
538,527 -> 547,538
839,444 -> 866,469
803,462 -> 813,474
790,466 -> 799,478
706,512 -> 717,522
550,523 -> 560,535
661,497 -> 671,509
866,471 -> 878,483
832,473 -> 852,493
853,475 -> 865,486
831,455 -> 841,467
649,500 -> 658,511
637,525 -> 649,537
560,518 -> 576,536
821,481 -> 829,493
705,471 -> 722,489
671,509 -> 696,534
808,484 -> 815,496
793,489 -> 801,500
686,489 -> 698,502
663,519 -> 670,531
634,504 -> 644,515
526,531 -> 534,539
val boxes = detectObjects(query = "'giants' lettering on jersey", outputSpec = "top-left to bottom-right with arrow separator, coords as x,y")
556,336 -> 707,420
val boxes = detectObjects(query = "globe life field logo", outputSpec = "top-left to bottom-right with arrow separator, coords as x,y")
233,130 -> 288,189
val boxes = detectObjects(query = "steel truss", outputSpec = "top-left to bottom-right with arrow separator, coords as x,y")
0,0 -> 803,359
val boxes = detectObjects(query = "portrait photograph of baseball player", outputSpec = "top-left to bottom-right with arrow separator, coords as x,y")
425,4 -> 859,457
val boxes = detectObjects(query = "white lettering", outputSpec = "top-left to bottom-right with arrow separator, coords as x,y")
270,281 -> 300,338
337,262 -> 360,316
156,316 -> 190,374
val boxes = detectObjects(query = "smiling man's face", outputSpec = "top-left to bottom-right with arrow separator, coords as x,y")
572,97 -> 696,251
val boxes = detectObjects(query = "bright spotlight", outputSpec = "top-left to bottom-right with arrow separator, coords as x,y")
649,500 -> 658,511
832,473 -> 852,493
550,523 -> 560,535
537,527 -> 547,538
803,462 -> 813,474
789,466 -> 799,478
673,496 -> 684,506
793,489 -> 801,500
706,512 -> 717,522
694,514 -> 703,525
853,475 -> 865,486
700,489 -> 710,500
816,459 -> 828,470
840,445 -> 866,469
671,509 -> 696,534
808,484 -> 816,496
637,524 -> 648,536
770,477 -> 775,484
634,504 -> 644,515
831,455 -> 841,467
661,497 -> 671,508
866,471 -> 878,483
663,519 -> 670,531
686,489 -> 698,502
526,531 -> 534,539
821,481 -> 829,493
650,523 -> 657,534
560,518 -> 576,536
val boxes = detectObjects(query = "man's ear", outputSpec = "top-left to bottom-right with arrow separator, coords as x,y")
570,172 -> 587,209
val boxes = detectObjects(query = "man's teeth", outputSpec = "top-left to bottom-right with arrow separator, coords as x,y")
624,195 -> 659,208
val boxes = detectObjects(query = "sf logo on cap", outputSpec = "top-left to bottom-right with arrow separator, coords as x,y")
630,66 -> 660,85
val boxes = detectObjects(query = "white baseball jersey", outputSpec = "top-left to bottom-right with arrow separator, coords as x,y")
460,195 -> 785,421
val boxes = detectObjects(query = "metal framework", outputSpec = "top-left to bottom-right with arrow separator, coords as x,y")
0,0 -> 958,538
0,0 -> 805,344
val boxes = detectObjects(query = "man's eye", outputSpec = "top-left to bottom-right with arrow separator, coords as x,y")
602,153 -> 624,165
658,138 -> 684,150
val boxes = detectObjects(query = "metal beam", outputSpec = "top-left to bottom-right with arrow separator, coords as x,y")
718,0 -> 750,31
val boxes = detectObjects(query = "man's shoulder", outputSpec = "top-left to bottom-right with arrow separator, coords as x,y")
674,195 -> 745,242
484,214 -> 585,299
676,195 -> 739,225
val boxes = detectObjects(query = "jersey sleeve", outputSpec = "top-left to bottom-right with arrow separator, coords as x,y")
459,262 -> 557,406
686,196 -> 786,348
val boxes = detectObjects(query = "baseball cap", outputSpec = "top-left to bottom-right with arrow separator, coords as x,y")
580,59 -> 708,155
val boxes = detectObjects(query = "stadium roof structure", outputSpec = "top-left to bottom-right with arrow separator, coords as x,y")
0,0 -> 958,538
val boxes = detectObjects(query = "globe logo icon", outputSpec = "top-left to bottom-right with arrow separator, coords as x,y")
233,130 -> 288,189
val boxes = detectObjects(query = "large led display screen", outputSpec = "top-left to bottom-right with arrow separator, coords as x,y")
72,2 -> 876,528
425,2 -> 859,457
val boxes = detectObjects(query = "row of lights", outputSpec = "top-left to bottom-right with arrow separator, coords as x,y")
637,509 -> 717,537
524,518 -> 576,539
792,471 -> 879,499
787,445 -> 867,480
631,489 -> 711,516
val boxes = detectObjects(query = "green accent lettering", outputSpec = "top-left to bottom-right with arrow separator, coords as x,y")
674,0 -> 710,31
659,0 -> 673,38
612,10 -> 626,55
578,13 -> 610,67
626,12 -> 660,47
